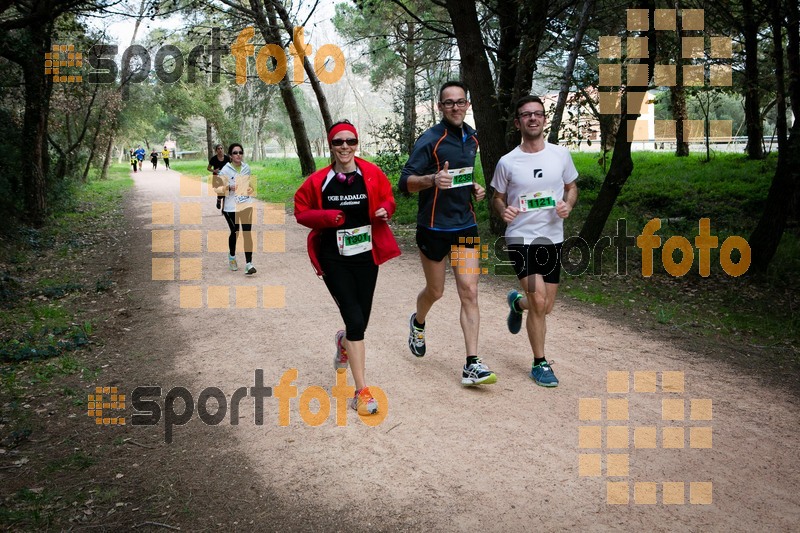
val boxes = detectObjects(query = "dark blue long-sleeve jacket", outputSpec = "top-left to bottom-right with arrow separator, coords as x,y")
398,119 -> 479,230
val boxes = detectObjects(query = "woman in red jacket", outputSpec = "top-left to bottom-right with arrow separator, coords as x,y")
294,120 -> 400,416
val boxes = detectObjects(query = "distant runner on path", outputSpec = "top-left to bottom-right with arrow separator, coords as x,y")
161,146 -> 171,169
134,145 -> 146,171
215,143 -> 256,276
207,144 -> 230,212
150,148 -> 158,170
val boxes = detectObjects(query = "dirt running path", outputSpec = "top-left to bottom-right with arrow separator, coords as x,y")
119,166 -> 799,531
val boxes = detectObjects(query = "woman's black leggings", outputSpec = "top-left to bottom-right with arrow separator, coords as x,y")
322,260 -> 379,341
222,208 -> 253,263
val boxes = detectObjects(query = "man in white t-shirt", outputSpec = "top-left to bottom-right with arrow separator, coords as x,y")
491,95 -> 579,387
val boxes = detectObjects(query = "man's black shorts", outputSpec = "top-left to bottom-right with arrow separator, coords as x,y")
416,226 -> 480,262
507,242 -> 563,283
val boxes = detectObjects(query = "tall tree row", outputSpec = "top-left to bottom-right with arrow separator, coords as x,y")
443,0 -> 574,233
0,0 -> 115,225
333,0 -> 456,154
748,0 -> 800,272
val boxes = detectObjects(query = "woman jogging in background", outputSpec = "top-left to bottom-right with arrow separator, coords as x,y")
294,120 -> 400,416
215,143 -> 256,275
207,144 -> 230,212
150,148 -> 158,170
161,146 -> 171,169
129,150 -> 138,173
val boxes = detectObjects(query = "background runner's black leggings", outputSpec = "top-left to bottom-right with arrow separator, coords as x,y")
222,209 -> 253,262
322,260 -> 379,341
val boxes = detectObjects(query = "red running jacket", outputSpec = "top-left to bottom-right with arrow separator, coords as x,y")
294,157 -> 401,276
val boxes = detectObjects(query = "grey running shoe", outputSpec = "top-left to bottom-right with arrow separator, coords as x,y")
408,312 -> 426,357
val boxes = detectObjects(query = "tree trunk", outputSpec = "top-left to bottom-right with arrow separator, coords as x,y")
495,0 -> 521,145
83,112 -> 103,182
508,1 -> 549,147
743,0 -> 765,159
578,107 -> 635,245
578,0 -> 656,246
19,24 -> 53,225
445,0 -> 508,234
507,32 -> 535,150
302,53 -> 334,135
673,0 -> 689,156
206,118 -> 213,158
402,20 -> 417,155
671,84 -> 689,155
82,107 -> 105,183
276,81 -> 315,175
100,128 -> 115,180
749,0 -> 798,272
0,18 -> 54,224
549,0 -> 594,145
50,133 -> 68,182
254,0 -> 315,176
768,0 -> 788,154
271,0 -> 333,133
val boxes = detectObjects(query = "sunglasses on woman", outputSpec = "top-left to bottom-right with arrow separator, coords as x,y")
230,150 -> 244,155
331,138 -> 358,147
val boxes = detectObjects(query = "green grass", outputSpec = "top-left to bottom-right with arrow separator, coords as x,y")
44,451 -> 95,473
0,488 -> 57,528
0,165 -> 131,527
1,165 -> 131,364
569,151 -> 776,236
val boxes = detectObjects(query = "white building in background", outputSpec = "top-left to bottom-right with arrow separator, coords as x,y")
540,89 -> 658,151
539,89 -> 733,152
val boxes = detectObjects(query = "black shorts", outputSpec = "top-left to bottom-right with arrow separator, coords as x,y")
416,226 -> 479,262
507,242 -> 563,283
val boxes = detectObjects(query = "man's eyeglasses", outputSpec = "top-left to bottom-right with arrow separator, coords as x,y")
440,99 -> 469,109
230,150 -> 244,155
331,138 -> 358,147
518,111 -> 545,119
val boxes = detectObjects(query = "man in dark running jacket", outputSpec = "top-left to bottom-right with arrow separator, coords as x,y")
398,80 -> 497,387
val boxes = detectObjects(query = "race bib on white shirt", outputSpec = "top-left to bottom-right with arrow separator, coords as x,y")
234,175 -> 253,203
519,190 -> 556,212
447,166 -> 474,188
336,224 -> 373,256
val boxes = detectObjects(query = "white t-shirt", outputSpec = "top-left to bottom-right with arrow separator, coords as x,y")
218,162 -> 254,212
491,143 -> 578,245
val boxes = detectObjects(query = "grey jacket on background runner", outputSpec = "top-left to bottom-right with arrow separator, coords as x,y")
398,119 -> 479,231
